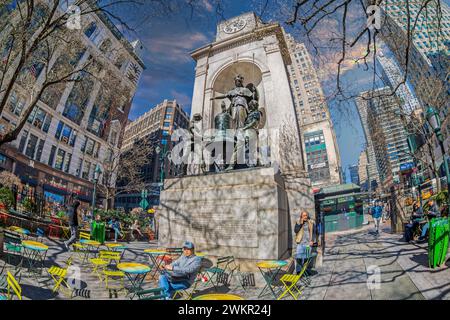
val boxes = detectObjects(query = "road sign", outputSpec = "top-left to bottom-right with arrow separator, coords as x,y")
140,199 -> 149,210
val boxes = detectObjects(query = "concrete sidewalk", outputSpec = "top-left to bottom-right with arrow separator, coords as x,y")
2,221 -> 449,300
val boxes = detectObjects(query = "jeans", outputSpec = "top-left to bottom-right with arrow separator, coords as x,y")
159,274 -> 190,299
374,217 -> 382,232
295,244 -> 310,273
113,228 -> 122,241
65,226 -> 78,247
420,223 -> 429,238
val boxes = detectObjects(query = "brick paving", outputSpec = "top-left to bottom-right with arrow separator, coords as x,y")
1,220 -> 449,300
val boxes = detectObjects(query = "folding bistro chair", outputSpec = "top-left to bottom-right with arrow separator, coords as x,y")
173,271 -> 203,300
80,231 -> 91,241
3,230 -> 23,267
277,259 -> 309,300
203,256 -> 234,291
90,250 -> 122,283
227,259 -> 255,291
135,287 -> 165,300
48,217 -> 63,238
5,271 -> 22,300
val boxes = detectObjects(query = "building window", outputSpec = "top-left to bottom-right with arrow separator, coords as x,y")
99,39 -> 112,54
0,154 -> 6,165
8,91 -> 25,116
82,161 -> 91,180
163,121 -> 171,128
35,139 -> 45,162
18,130 -> 28,153
64,153 -> 72,173
84,21 -> 97,39
27,107 -> 52,132
48,145 -> 57,166
166,107 -> 173,113
55,121 -> 77,146
25,134 -> 38,159
54,149 -> 66,170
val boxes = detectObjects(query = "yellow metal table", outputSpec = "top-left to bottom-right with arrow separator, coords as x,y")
144,249 -> 169,279
22,240 -> 48,276
117,262 -> 151,299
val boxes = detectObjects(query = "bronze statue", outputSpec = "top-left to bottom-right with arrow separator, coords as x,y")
214,101 -> 232,132
210,74 -> 254,129
226,99 -> 262,171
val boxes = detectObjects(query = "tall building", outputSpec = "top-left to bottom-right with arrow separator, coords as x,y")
348,165 -> 360,185
379,0 -> 450,104
363,87 -> 415,190
285,33 -> 342,188
0,2 -> 144,207
376,51 -> 422,114
358,149 -> 369,191
355,97 -> 381,190
115,100 -> 190,211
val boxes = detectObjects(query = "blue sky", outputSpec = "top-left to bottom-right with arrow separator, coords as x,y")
115,0 -> 429,183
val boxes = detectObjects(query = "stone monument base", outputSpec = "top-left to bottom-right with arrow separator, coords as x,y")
158,167 -> 291,260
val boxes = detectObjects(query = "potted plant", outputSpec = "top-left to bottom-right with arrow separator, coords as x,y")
0,187 -> 14,210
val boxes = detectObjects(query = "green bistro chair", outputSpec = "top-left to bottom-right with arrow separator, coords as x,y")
135,287 -> 165,300
203,256 -> 234,291
3,230 -> 23,267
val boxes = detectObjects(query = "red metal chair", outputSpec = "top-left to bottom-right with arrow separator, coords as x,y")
48,217 -> 62,238
0,211 -> 8,226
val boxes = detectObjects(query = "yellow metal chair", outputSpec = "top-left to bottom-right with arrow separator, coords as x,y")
90,251 -> 122,283
72,243 -> 89,264
103,270 -> 125,291
47,256 -> 74,298
277,261 -> 309,300
79,232 -> 91,241
6,271 -> 22,300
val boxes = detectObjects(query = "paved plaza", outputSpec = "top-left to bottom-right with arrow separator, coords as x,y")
2,221 -> 450,300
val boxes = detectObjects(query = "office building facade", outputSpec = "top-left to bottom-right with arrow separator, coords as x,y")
285,33 -> 342,188
0,1 -> 144,206
115,100 -> 190,211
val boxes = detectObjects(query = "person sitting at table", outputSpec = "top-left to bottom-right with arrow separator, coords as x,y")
418,200 -> 441,242
130,219 -> 143,241
112,218 -> 124,242
158,241 -> 202,300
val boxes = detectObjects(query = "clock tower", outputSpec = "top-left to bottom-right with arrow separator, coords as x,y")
216,12 -> 261,42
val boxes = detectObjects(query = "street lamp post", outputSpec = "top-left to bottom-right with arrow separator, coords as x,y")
155,144 -> 168,191
92,164 -> 102,214
426,106 -> 450,215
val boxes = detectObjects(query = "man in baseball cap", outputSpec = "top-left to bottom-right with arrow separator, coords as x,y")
159,241 -> 201,300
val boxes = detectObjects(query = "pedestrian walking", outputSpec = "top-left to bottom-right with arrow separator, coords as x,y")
371,201 -> 383,235
64,194 -> 81,250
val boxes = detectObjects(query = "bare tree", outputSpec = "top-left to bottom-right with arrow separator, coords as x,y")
97,137 -> 153,210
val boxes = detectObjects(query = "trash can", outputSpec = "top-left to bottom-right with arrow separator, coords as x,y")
428,218 -> 449,268
91,221 -> 106,244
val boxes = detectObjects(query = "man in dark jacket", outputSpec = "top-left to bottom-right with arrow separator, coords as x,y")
64,194 -> 81,250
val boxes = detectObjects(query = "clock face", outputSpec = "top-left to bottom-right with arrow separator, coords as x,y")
223,18 -> 247,34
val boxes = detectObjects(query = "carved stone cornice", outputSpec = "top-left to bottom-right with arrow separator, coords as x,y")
191,23 -> 292,65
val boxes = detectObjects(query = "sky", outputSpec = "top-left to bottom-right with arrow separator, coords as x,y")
112,0 -> 433,183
